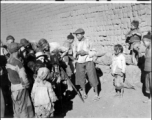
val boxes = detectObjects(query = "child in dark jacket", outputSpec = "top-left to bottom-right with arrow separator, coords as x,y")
125,20 -> 142,65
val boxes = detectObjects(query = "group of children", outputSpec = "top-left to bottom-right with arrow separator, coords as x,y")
111,20 -> 151,101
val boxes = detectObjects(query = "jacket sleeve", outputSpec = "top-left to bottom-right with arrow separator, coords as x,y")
47,83 -> 58,102
16,61 -> 29,87
121,55 -> 126,73
73,40 -> 77,59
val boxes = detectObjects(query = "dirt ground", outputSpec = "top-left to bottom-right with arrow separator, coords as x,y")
3,77 -> 151,118
62,80 -> 151,118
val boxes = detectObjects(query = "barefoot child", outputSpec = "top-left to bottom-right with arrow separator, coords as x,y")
142,32 -> 151,103
31,67 -> 58,118
111,44 -> 126,97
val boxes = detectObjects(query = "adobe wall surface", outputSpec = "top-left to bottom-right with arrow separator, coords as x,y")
1,3 -> 151,84
1,4 -> 151,47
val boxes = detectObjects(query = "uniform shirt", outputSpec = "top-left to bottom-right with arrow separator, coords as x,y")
6,55 -> 29,91
73,37 -> 96,63
111,53 -> 126,74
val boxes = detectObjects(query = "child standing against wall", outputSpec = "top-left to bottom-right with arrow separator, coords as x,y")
111,44 -> 126,97
142,32 -> 151,103
31,67 -> 58,118
125,20 -> 142,65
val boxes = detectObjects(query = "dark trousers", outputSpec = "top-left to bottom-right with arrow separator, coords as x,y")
145,71 -> 151,97
76,61 -> 99,88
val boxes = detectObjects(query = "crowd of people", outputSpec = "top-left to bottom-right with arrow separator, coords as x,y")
0,20 -> 151,118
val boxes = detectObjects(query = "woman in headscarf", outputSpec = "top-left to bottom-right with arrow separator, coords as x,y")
31,67 -> 58,118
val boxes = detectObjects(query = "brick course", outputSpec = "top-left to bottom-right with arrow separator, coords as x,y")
1,3 -> 151,52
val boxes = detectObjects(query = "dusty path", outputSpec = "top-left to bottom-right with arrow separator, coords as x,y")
64,80 -> 151,118
4,77 -> 151,118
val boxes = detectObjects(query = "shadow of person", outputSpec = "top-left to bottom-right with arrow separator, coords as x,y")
53,94 -> 74,118
53,73 -> 78,118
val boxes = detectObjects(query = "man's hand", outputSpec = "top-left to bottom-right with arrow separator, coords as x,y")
77,50 -> 88,56
22,83 -> 30,89
120,72 -> 125,77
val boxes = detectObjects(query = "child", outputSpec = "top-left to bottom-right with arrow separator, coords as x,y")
125,20 -> 142,65
142,32 -> 151,103
111,44 -> 126,97
31,67 -> 58,118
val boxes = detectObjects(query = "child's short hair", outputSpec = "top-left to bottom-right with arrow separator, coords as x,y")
143,31 -> 151,41
131,20 -> 139,29
6,35 -> 15,41
114,44 -> 123,53
67,33 -> 74,39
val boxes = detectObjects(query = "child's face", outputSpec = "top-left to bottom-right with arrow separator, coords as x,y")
114,49 -> 121,56
143,38 -> 150,47
67,38 -> 74,43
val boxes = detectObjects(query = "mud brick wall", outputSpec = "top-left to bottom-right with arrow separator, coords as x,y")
1,3 -> 151,84
1,3 -> 151,51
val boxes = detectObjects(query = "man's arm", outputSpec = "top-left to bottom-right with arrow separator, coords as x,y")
121,55 -> 126,74
16,60 -> 29,88
72,41 -> 78,59
125,31 -> 132,38
132,29 -> 142,37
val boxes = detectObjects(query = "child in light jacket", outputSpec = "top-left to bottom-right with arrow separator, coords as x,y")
31,67 -> 58,118
111,44 -> 126,97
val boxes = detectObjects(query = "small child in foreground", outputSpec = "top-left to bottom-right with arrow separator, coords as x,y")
142,32 -> 151,103
31,67 -> 58,118
111,44 -> 126,97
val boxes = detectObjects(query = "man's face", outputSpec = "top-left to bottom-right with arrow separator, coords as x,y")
37,56 -> 45,63
143,38 -> 150,47
76,34 -> 83,41
43,44 -> 49,51
7,39 -> 14,44
19,46 -> 27,58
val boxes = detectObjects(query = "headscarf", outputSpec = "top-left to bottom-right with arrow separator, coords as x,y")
36,67 -> 50,82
